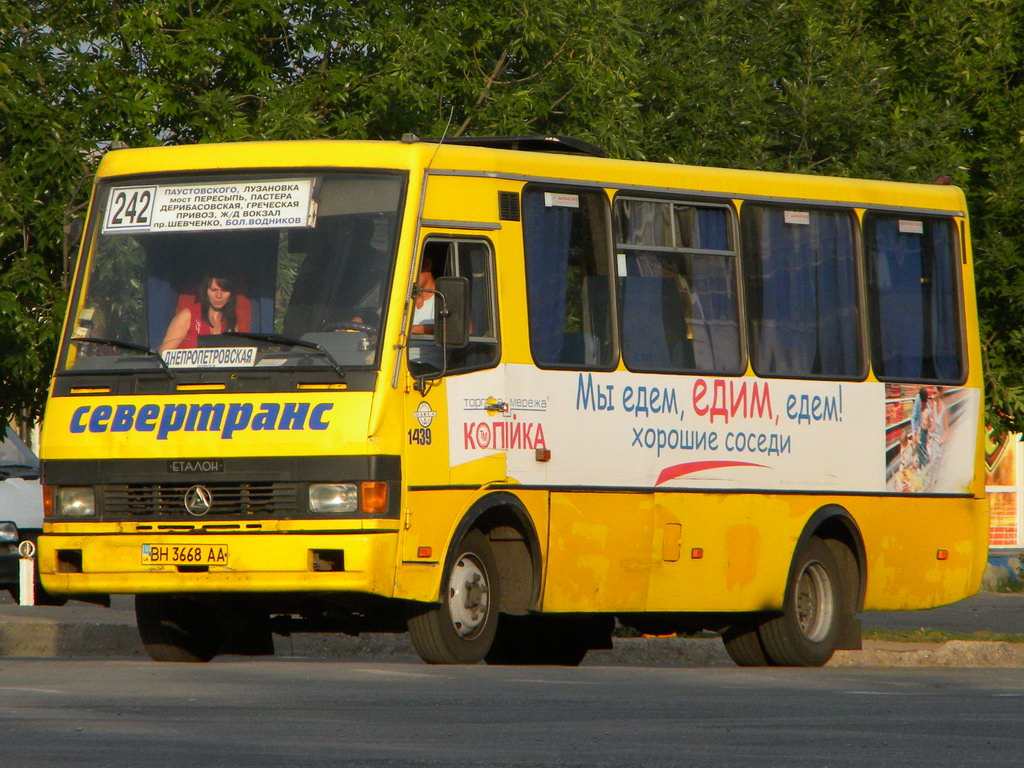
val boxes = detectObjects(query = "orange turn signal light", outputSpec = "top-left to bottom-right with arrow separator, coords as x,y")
361,482 -> 388,515
936,549 -> 949,561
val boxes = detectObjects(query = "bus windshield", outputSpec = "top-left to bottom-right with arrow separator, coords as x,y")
61,171 -> 406,374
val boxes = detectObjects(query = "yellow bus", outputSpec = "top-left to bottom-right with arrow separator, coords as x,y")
38,135 -> 987,666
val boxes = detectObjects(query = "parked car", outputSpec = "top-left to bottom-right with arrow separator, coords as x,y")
0,426 -> 58,601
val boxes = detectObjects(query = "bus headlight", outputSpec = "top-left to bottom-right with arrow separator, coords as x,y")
57,487 -> 96,517
309,484 -> 358,514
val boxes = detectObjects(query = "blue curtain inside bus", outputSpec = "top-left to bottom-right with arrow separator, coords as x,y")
866,215 -> 962,382
523,189 -> 614,368
742,206 -> 861,378
619,205 -> 741,374
523,192 -> 572,364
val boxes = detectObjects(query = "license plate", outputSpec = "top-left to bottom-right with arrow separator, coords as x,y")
142,543 -> 228,566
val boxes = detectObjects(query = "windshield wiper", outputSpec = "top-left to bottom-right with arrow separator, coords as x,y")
70,336 -> 176,379
223,331 -> 346,379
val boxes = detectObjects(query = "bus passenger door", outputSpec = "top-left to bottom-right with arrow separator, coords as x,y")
402,237 -> 504,563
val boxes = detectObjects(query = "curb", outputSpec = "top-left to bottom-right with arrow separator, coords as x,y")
0,613 -> 143,659
830,639 -> 1024,668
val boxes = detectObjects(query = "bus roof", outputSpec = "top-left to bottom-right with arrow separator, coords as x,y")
94,137 -> 967,215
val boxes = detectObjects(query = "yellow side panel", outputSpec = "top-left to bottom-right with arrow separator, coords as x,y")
542,492 -> 986,615
644,494 -> 797,612
855,496 -> 988,610
543,493 -> 801,613
422,175 -> 503,224
542,492 -> 655,612
400,375 -> 508,490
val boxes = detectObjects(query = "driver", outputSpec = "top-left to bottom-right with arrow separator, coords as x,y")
160,275 -> 237,352
410,256 -> 437,334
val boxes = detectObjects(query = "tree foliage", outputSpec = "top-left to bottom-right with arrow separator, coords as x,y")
3,0 -> 1024,429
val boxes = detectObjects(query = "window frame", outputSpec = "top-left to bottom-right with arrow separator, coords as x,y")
612,192 -> 746,377
739,201 -> 868,382
521,183 -> 618,372
862,210 -> 967,385
408,235 -> 501,377
59,168 -> 409,378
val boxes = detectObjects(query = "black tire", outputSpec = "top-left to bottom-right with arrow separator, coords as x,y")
758,537 -> 842,667
135,595 -> 221,663
722,617 -> 771,666
485,614 -> 591,666
408,530 -> 499,664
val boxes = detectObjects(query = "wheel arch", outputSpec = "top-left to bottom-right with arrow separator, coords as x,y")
438,491 -> 542,615
791,504 -> 867,612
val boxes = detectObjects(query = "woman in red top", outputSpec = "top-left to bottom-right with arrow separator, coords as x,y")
159,276 -> 238,351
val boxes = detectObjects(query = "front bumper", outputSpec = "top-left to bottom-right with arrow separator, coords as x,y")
38,528 -> 400,596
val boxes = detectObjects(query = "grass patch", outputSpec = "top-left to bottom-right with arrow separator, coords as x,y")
864,628 -> 1024,644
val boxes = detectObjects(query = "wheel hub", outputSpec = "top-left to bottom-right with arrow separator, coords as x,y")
448,553 -> 490,638
796,560 -> 834,643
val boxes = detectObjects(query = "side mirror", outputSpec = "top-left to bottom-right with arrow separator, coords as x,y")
66,215 -> 85,247
434,276 -> 470,349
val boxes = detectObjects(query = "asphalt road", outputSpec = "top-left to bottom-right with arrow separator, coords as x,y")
2,659 -> 1022,767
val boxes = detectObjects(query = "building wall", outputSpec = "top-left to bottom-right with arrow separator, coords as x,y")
985,431 -> 1022,549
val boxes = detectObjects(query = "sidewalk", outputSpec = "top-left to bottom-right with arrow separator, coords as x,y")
1,592 -> 1023,665
862,591 -> 1024,635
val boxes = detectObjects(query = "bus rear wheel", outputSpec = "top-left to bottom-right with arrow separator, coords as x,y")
758,537 -> 842,667
721,618 -> 771,666
135,594 -> 220,663
408,530 -> 499,664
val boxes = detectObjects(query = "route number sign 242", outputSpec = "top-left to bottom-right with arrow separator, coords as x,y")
104,186 -> 157,231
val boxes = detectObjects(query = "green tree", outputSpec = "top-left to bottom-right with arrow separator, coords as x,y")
0,0 -> 644,426
633,0 -> 1024,430
4,0 -> 1024,431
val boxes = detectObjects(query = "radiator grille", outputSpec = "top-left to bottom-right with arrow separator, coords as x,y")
101,482 -> 299,517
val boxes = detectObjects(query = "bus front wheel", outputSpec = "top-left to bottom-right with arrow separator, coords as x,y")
408,530 -> 500,664
135,594 -> 220,663
758,537 -> 842,667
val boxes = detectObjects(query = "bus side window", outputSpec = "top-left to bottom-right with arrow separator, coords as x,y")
615,198 -> 742,375
522,187 -> 616,370
741,205 -> 862,379
864,214 -> 963,382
